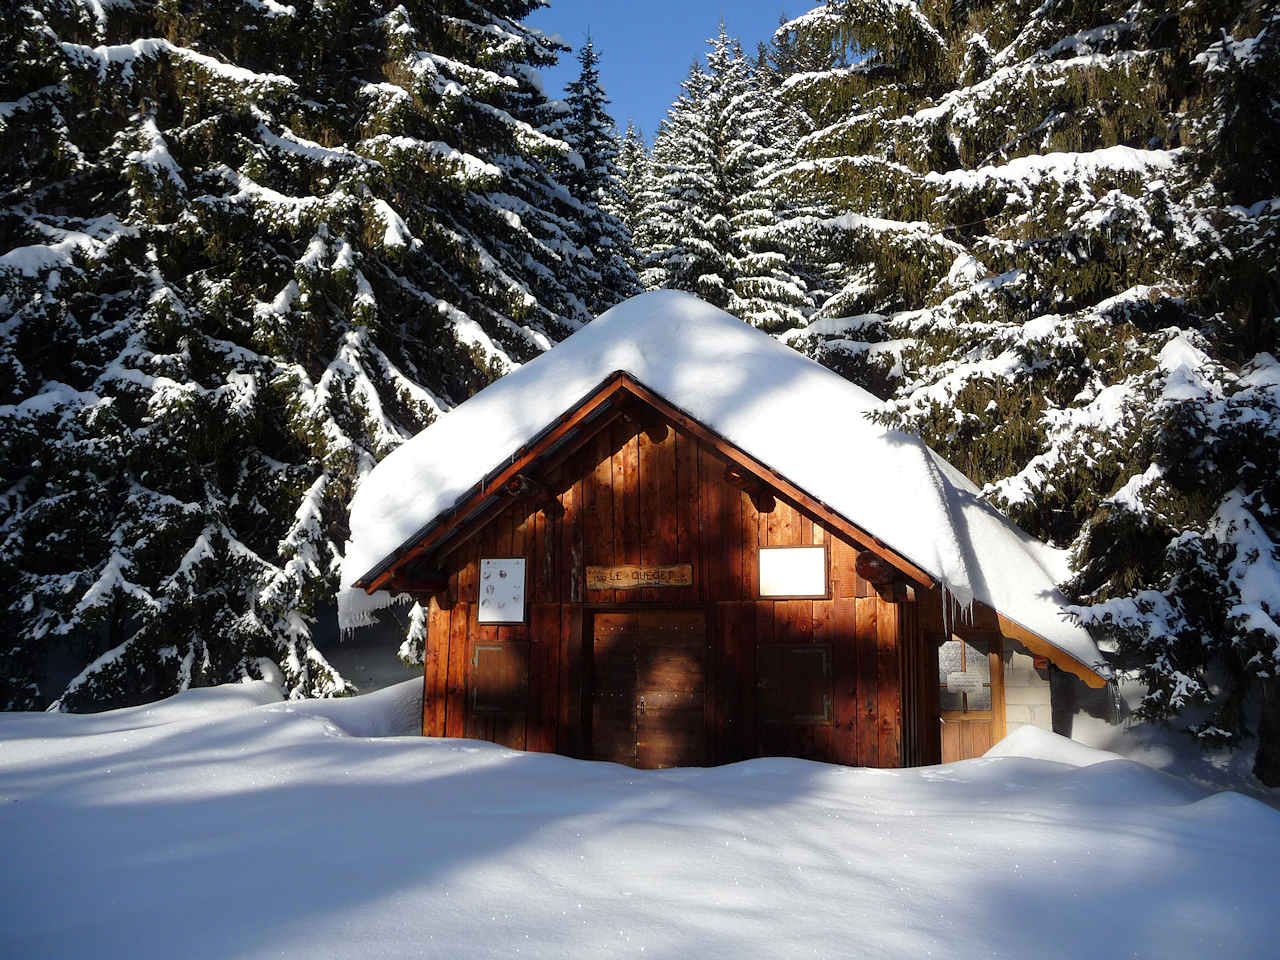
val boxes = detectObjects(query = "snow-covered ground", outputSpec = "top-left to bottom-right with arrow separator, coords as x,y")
1071,673 -> 1280,805
2,681 -> 1277,959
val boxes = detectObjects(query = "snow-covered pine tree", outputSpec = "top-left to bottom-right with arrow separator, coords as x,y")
728,43 -> 815,332
0,0 -> 598,711
696,28 -> 760,312
771,0 -> 1280,782
752,17 -> 851,330
640,26 -> 812,326
561,38 -> 639,315
626,117 -> 669,285
638,60 -> 725,300
607,120 -> 650,266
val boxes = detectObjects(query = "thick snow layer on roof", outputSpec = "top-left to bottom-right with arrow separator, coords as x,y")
340,291 -> 1103,674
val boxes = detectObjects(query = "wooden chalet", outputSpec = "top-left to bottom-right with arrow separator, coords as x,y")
344,292 -> 1107,769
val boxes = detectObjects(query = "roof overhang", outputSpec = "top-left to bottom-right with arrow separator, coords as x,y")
995,613 -> 1106,688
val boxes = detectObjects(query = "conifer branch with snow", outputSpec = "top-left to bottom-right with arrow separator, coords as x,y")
0,0 -> 614,710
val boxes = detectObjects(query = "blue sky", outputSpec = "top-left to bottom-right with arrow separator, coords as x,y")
527,0 -> 800,142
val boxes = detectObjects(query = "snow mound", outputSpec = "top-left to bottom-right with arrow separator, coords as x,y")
340,291 -> 1104,679
1175,791 -> 1280,839
2,685 -> 1276,960
985,728 -> 1208,806
270,678 -> 423,737
984,724 -> 1121,767
1034,758 -> 1208,806
2,680 -> 283,739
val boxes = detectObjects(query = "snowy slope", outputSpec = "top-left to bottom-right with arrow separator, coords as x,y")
341,290 -> 1103,677
1,681 -> 1276,959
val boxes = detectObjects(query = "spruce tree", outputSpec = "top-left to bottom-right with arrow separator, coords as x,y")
772,0 -> 1280,782
0,0 -> 597,710
640,26 -> 812,326
639,60 -> 726,300
561,38 -> 640,314
729,45 -> 814,332
608,120 -> 650,263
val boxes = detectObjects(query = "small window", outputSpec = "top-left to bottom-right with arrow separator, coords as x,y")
471,642 -> 530,713
758,545 -> 827,598
758,644 -> 833,724
938,636 -> 992,714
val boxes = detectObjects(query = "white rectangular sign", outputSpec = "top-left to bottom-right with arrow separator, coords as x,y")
946,671 -> 986,695
478,557 -> 526,624
759,546 -> 827,598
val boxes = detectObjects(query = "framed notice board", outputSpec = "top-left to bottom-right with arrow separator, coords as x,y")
478,557 -> 527,624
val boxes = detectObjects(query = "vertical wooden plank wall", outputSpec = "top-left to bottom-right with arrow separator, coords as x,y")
419,415 -> 932,767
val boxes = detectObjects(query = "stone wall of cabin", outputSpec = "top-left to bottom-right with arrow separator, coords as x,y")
1002,641 -> 1054,734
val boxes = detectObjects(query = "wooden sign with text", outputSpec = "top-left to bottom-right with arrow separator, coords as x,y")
586,563 -> 693,590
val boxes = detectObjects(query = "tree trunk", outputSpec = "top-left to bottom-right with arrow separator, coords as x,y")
1254,677 -> 1280,787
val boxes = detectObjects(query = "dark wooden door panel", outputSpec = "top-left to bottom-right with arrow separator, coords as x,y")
636,638 -> 705,692
470,642 -> 530,714
590,610 -> 707,769
635,612 -> 706,768
591,614 -> 637,765
592,700 -> 636,765
593,640 -> 636,688
758,644 -> 833,725
637,707 -> 706,768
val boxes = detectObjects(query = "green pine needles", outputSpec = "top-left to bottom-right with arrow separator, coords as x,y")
625,0 -> 1278,782
0,1 -> 636,710
762,0 -> 1279,783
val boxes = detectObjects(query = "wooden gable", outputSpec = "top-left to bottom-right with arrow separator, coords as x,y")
395,373 -> 1113,768
362,372 -> 934,598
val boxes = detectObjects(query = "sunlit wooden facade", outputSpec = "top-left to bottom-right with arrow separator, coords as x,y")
360,374 -> 1103,768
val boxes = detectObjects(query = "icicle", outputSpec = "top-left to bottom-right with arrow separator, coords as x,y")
939,574 -> 976,638
336,585 -> 411,637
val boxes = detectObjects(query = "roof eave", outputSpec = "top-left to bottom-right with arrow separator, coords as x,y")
995,612 -> 1109,688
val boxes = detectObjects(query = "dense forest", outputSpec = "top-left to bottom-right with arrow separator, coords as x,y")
2,1 -> 1277,781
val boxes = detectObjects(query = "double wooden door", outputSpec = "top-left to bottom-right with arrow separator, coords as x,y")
591,611 -> 707,768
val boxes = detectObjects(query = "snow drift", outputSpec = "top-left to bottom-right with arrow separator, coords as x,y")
1,680 -> 1276,959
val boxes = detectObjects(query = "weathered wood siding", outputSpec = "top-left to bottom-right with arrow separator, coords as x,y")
421,416 -> 939,767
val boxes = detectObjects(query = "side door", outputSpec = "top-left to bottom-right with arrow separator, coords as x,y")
937,632 -> 1005,762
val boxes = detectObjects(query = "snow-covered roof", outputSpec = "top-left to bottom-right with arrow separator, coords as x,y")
340,290 -> 1104,678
